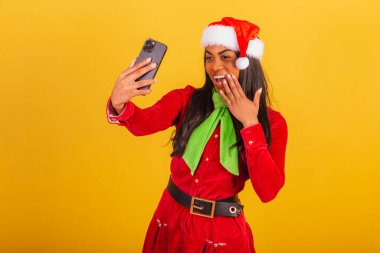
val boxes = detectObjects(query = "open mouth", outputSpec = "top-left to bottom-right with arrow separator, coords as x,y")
213,75 -> 226,85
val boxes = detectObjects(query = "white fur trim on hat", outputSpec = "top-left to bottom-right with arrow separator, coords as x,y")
201,25 -> 264,61
246,38 -> 264,60
201,25 -> 239,51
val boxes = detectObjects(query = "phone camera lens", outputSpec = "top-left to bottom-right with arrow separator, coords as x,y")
143,39 -> 155,53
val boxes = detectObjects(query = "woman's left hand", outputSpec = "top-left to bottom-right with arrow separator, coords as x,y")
218,73 -> 263,128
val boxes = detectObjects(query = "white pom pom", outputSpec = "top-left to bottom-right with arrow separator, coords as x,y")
236,57 -> 249,70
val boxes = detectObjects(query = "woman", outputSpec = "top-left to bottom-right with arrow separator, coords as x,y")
106,17 -> 287,253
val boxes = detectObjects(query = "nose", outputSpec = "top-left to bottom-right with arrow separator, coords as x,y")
211,59 -> 224,72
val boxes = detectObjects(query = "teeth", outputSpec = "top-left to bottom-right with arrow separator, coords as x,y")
214,75 -> 226,81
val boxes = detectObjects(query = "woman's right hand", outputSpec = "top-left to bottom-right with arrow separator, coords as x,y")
110,57 -> 157,114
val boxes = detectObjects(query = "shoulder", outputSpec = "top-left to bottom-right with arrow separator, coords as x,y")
164,85 -> 197,99
267,106 -> 288,134
162,85 -> 197,127
267,106 -> 286,123
157,85 -> 196,105
168,84 -> 196,93
180,85 -> 197,98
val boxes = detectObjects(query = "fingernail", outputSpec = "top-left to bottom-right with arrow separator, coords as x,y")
258,88 -> 263,93
146,57 -> 152,62
154,78 -> 158,82
231,74 -> 235,78
151,63 -> 157,68
227,73 -> 231,78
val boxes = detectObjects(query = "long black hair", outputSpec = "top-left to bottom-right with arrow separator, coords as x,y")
169,51 -> 272,169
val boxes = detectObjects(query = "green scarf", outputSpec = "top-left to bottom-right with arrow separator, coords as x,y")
182,87 -> 239,176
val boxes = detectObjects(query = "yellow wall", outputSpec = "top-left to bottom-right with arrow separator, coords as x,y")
1,0 -> 380,252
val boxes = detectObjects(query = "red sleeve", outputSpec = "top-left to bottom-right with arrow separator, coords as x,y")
106,85 -> 196,136
240,110 -> 288,203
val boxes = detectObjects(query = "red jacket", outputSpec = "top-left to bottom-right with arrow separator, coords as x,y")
106,85 -> 288,252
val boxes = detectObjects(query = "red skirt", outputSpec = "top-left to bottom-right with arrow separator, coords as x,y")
142,189 -> 256,253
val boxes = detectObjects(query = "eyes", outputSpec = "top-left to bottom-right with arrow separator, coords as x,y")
205,55 -> 232,62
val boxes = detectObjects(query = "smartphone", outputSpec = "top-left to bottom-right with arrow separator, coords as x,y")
135,38 -> 167,90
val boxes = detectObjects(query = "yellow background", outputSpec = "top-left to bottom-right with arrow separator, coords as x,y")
1,0 -> 379,252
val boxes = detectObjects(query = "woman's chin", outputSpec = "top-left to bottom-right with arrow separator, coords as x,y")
213,85 -> 225,94
213,82 -> 223,91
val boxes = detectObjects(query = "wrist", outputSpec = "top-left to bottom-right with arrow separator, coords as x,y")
242,118 -> 259,128
111,100 -> 126,115
115,105 -> 126,115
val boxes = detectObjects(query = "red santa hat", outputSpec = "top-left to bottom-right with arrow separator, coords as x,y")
201,17 -> 264,70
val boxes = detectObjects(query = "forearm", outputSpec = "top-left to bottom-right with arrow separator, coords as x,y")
106,87 -> 191,136
240,121 -> 287,203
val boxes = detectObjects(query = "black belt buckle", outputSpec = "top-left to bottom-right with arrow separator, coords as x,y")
190,197 -> 216,218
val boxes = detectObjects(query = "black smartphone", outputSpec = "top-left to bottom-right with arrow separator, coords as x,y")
135,38 -> 167,90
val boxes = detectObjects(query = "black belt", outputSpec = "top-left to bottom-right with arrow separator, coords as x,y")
166,177 -> 244,218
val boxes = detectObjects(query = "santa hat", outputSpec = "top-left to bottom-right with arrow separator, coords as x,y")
201,17 -> 264,70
